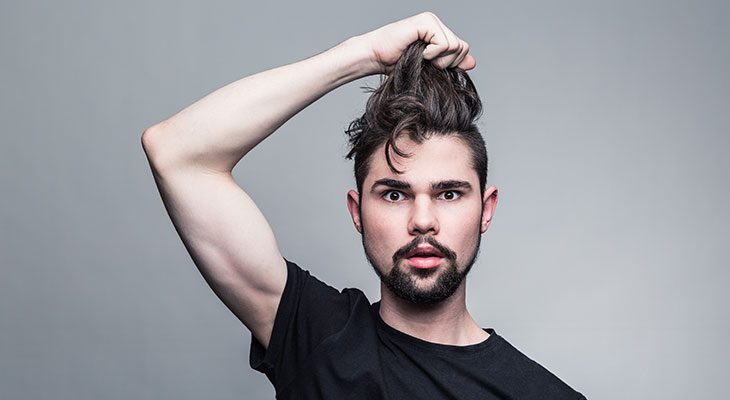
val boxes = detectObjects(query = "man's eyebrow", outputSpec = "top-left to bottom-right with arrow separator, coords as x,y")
431,180 -> 472,191
370,179 -> 472,193
371,179 -> 411,193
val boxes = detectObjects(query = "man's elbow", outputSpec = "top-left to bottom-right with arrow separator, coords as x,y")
141,123 -> 175,174
141,121 -> 166,151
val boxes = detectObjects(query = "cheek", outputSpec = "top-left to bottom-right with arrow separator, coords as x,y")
362,208 -> 402,258
362,200 -> 407,234
441,205 -> 483,251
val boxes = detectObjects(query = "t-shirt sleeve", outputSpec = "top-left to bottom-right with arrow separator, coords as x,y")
249,258 -> 355,392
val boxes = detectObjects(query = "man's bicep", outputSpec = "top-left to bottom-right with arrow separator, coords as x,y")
150,165 -> 287,347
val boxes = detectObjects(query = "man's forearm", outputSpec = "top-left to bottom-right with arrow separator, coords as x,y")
142,35 -> 375,174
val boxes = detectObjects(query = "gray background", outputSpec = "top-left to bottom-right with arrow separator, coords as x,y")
2,0 -> 728,398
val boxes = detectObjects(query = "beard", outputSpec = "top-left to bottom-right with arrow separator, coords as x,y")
361,227 -> 482,305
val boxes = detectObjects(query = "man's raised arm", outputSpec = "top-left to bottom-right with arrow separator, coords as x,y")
140,12 -> 474,348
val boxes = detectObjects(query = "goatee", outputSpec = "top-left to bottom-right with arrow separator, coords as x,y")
363,234 -> 481,305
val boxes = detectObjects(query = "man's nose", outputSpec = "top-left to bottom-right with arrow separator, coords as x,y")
408,195 -> 439,235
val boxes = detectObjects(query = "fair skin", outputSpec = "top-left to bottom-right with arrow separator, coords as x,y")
141,12 -> 478,349
346,135 -> 498,345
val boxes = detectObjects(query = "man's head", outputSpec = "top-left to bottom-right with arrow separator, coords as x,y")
344,40 -> 497,305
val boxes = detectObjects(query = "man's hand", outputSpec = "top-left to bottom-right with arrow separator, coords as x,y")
358,12 -> 475,75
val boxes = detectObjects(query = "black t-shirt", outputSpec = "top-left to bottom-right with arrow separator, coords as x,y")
250,259 -> 586,399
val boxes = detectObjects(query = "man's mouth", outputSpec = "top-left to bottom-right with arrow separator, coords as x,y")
405,246 -> 444,269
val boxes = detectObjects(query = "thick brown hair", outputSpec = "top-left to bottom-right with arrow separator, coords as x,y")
345,40 -> 487,196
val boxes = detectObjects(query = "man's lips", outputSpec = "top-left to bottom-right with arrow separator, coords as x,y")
406,246 -> 444,258
406,257 -> 442,269
405,246 -> 444,269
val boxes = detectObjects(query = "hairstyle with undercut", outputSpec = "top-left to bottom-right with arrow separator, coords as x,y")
345,40 -> 487,196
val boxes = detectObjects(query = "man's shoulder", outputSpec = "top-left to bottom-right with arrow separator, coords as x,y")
251,259 -> 377,384
486,331 -> 587,399
283,258 -> 371,303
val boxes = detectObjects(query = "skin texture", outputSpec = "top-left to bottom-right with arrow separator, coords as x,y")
347,135 -> 498,344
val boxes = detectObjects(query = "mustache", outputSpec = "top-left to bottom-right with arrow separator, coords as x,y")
392,235 -> 457,264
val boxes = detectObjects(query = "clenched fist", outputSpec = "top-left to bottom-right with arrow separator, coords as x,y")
357,12 -> 475,75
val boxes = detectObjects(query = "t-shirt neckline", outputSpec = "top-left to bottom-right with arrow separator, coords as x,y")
370,301 -> 500,357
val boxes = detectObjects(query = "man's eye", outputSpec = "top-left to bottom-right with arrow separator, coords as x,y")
438,191 -> 461,201
383,190 -> 405,202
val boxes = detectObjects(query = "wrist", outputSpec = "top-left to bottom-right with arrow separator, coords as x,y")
327,35 -> 382,83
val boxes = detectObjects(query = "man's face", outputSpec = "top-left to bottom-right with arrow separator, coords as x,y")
346,135 -> 498,305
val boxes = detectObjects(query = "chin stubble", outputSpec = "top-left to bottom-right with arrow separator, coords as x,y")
361,226 -> 482,305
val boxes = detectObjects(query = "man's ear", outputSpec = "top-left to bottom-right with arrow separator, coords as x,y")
346,189 -> 362,234
481,186 -> 498,233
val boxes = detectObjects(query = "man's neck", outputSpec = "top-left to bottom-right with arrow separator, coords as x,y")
378,281 -> 489,346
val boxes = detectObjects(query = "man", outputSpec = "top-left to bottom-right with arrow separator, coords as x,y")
142,12 -> 586,399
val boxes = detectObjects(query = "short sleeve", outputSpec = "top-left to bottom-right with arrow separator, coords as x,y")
249,258 -> 356,392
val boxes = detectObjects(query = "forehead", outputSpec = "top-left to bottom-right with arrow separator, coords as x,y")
364,135 -> 478,189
